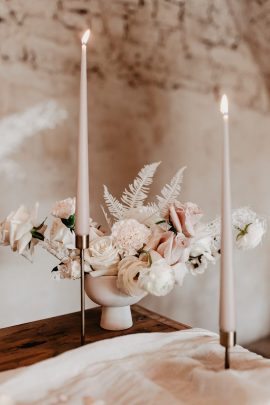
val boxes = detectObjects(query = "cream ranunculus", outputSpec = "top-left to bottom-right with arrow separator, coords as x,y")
0,204 -> 45,256
236,220 -> 266,250
50,218 -> 75,249
116,256 -> 148,296
85,236 -> 120,277
51,197 -> 75,219
138,251 -> 175,296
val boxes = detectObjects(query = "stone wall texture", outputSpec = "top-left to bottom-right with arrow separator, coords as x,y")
1,0 -> 270,344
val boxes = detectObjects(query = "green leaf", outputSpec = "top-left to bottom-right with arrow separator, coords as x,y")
155,220 -> 167,225
236,223 -> 252,241
61,214 -> 75,230
140,250 -> 152,267
156,219 -> 177,234
31,230 -> 44,241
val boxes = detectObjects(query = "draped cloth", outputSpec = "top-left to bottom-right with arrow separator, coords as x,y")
1,329 -> 270,405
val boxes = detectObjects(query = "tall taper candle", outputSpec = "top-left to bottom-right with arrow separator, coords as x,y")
75,29 -> 91,236
219,94 -> 236,333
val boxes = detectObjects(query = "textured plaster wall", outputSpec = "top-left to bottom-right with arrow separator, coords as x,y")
0,0 -> 270,344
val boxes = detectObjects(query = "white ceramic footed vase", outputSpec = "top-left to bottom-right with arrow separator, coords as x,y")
84,274 -> 146,331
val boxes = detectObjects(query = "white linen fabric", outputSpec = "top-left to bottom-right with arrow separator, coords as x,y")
1,329 -> 270,405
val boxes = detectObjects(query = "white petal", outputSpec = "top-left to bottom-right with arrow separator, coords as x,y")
18,232 -> 32,254
172,262 -> 188,285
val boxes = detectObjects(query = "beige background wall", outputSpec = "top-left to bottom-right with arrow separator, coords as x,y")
0,0 -> 270,344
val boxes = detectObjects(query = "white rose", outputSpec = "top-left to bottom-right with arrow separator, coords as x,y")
139,251 -> 175,296
85,236 -> 120,277
112,219 -> 151,256
0,204 -> 45,256
117,256 -> 148,296
236,221 -> 266,250
50,218 -> 75,249
51,197 -> 75,219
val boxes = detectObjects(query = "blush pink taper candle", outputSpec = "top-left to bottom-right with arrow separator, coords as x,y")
219,94 -> 236,333
75,29 -> 91,236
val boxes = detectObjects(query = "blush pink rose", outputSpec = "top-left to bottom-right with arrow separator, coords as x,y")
145,226 -> 190,266
169,202 -> 203,238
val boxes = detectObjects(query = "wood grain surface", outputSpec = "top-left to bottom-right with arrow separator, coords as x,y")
0,305 -> 189,372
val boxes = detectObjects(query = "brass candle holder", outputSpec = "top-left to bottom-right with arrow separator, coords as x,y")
220,330 -> 236,369
76,234 -> 90,345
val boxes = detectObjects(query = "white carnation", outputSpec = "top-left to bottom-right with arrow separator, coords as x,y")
207,207 -> 266,253
236,220 -> 266,250
232,207 -> 259,229
112,219 -> 151,256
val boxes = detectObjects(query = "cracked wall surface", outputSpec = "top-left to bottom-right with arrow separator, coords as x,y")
0,0 -> 270,344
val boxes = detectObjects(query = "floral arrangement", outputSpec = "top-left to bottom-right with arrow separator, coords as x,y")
0,162 -> 266,297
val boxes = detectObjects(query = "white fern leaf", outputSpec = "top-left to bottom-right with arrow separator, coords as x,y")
121,162 -> 161,208
101,204 -> 112,229
122,202 -> 159,222
157,166 -> 186,216
124,202 -> 162,226
103,185 -> 126,220
142,203 -> 163,226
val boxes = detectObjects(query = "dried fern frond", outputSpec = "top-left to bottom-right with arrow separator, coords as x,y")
121,162 -> 161,209
122,202 -> 160,224
103,185 -> 126,220
142,203 -> 163,226
157,166 -> 186,216
101,204 -> 112,229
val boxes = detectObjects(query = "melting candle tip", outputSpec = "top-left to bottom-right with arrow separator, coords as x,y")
220,94 -> 229,115
81,29 -> 91,45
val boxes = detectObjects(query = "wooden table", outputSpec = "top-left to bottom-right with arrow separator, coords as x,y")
0,305 -> 189,372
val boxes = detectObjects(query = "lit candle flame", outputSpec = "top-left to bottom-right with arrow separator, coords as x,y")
81,29 -> 91,45
220,94 -> 229,116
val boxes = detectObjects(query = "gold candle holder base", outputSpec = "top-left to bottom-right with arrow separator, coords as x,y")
220,330 -> 236,369
76,234 -> 90,346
